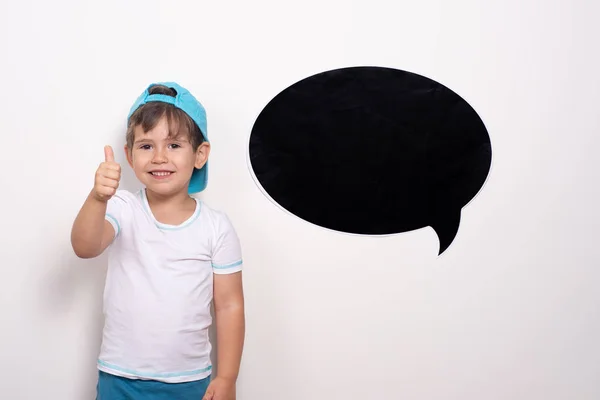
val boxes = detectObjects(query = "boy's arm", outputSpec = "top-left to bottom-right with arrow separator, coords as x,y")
213,271 -> 245,382
71,192 -> 116,258
204,215 -> 244,400
71,145 -> 121,259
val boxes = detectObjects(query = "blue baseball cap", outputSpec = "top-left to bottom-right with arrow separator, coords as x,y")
127,82 -> 209,194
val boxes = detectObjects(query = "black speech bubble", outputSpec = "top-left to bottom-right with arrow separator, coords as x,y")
248,66 -> 491,255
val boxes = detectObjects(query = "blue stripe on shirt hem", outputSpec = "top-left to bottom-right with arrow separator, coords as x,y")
97,359 -> 212,378
212,260 -> 243,269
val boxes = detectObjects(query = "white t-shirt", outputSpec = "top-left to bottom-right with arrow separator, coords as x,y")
97,189 -> 243,383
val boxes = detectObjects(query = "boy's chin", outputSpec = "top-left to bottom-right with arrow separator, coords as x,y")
143,180 -> 188,197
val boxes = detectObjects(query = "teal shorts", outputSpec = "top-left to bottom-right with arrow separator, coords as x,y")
96,370 -> 211,400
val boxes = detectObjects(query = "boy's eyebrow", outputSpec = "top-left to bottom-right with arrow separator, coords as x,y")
134,138 -> 153,144
134,136 -> 187,144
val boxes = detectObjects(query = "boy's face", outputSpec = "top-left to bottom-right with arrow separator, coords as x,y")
125,116 -> 209,197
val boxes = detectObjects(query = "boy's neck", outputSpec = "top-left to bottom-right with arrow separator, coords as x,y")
144,187 -> 197,226
144,188 -> 194,208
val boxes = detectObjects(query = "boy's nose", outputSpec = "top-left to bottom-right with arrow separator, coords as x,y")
152,149 -> 168,163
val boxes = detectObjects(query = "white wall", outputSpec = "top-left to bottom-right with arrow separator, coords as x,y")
1,0 -> 599,398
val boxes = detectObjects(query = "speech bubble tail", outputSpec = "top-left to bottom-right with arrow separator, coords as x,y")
430,210 -> 462,256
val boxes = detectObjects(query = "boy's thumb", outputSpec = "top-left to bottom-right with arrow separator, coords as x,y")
104,145 -> 114,162
202,387 -> 214,400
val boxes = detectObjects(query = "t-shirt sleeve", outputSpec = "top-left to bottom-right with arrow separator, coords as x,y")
104,191 -> 129,239
211,212 -> 243,275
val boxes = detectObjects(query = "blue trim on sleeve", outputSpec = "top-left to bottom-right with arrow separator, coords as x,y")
212,260 -> 243,269
105,214 -> 120,236
97,359 -> 212,378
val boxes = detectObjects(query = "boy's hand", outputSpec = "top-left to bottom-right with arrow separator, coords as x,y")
93,145 -> 121,202
203,376 -> 236,400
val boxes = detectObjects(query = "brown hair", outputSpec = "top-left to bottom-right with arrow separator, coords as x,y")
126,84 -> 204,150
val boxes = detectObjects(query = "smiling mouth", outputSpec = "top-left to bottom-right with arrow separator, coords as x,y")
149,171 -> 173,177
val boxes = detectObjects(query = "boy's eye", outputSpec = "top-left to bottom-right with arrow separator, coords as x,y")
140,144 -> 152,150
169,143 -> 181,149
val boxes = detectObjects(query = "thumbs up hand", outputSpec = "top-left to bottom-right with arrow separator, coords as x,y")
93,145 -> 121,202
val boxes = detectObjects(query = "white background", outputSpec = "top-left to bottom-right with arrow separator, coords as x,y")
1,0 -> 599,399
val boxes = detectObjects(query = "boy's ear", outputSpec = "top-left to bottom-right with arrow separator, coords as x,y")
124,145 -> 134,168
194,142 -> 211,169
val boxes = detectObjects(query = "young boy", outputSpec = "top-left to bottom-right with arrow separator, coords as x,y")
71,82 -> 245,400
